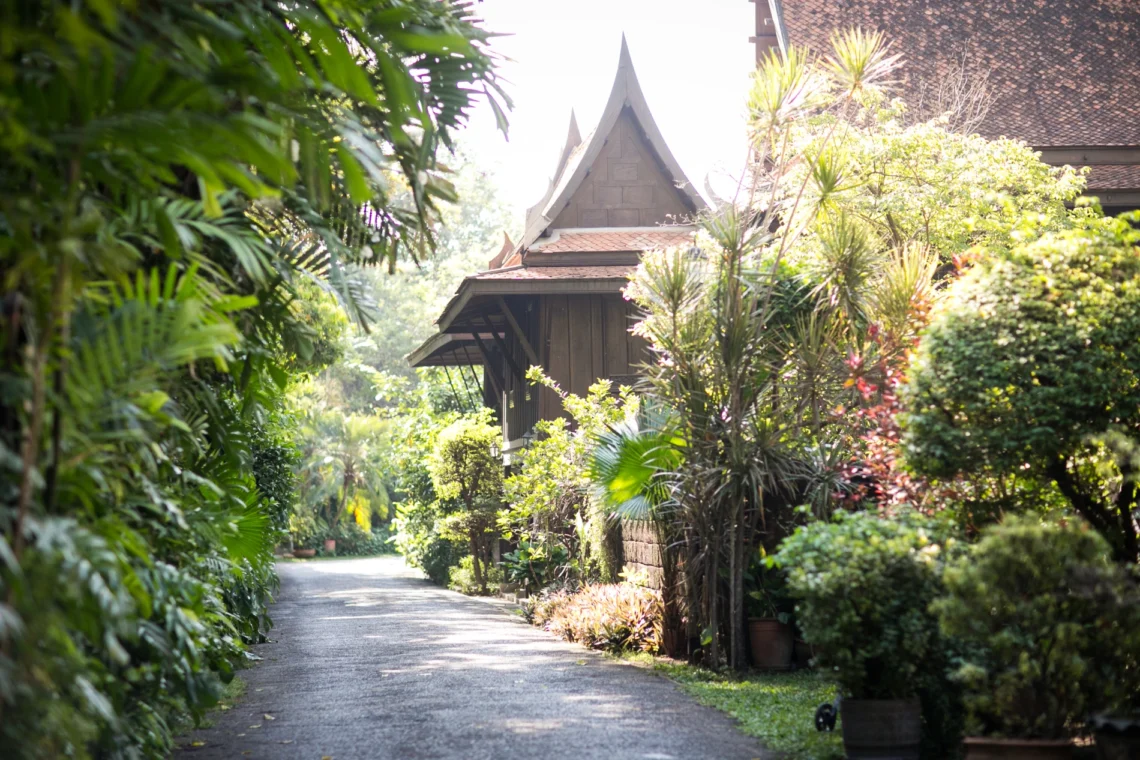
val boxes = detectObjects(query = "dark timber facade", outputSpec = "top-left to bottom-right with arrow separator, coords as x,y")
408,38 -> 705,459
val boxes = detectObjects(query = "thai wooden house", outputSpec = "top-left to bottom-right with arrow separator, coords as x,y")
749,0 -> 1140,214
408,37 -> 705,459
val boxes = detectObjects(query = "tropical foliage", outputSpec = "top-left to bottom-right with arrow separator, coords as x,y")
590,28 -> 1086,670
0,1 -> 504,755
502,370 -> 640,585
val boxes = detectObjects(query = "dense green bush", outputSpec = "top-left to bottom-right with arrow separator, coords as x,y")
528,584 -> 663,654
776,511 -> 961,698
504,373 -> 639,585
775,510 -> 968,756
318,522 -> 395,557
393,499 -> 465,585
903,218 -> 1140,561
0,0 -> 504,755
448,555 -> 504,596
934,517 -> 1140,740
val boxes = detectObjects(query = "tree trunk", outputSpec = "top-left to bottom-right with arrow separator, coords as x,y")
44,255 -> 71,513
13,335 -> 48,561
480,535 -> 493,593
1050,457 -> 1139,563
730,499 -> 747,670
469,531 -> 485,592
333,463 -> 352,530
706,530 -> 721,668
1115,479 -> 1140,565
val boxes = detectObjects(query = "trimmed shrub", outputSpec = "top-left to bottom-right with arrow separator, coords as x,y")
775,511 -> 962,699
776,510 -> 968,757
393,500 -> 465,585
934,516 -> 1140,740
903,219 -> 1140,561
528,584 -> 663,654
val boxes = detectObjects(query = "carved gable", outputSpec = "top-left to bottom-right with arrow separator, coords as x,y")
550,108 -> 691,230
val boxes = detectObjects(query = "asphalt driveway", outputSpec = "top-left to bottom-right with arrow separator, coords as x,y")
178,556 -> 767,760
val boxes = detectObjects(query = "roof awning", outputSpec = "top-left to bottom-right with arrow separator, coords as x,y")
406,332 -> 490,368
434,266 -> 633,333
407,267 -> 633,369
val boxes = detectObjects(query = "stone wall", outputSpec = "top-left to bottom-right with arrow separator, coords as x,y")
621,518 -> 665,590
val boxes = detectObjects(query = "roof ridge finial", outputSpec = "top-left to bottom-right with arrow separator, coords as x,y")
568,108 -> 581,145
619,32 -> 632,69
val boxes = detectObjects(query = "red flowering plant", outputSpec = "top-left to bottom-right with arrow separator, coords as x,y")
835,275 -> 964,516
838,347 -> 961,514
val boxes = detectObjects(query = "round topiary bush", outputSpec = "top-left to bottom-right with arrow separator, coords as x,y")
903,219 -> 1140,562
933,516 -> 1140,741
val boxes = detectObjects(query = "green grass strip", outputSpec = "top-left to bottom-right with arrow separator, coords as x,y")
619,654 -> 844,759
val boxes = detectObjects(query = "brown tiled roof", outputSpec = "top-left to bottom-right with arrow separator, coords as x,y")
472,265 -> 636,281
1086,164 -> 1140,190
776,0 -> 1140,148
529,228 -> 696,253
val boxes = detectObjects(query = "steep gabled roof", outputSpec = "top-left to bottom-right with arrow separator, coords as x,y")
518,35 -> 707,250
770,0 -> 1140,149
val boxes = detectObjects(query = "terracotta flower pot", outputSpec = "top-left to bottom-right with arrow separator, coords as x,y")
747,618 -> 793,670
841,698 -> 921,760
963,737 -> 1073,760
323,538 -> 336,553
292,548 -> 316,558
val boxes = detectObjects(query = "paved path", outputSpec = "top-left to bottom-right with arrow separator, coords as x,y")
179,556 -> 768,760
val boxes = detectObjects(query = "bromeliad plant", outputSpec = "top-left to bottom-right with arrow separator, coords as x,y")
501,539 -> 570,592
528,583 -> 664,655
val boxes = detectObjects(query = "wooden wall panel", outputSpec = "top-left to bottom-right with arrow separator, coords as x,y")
543,295 -> 571,421
589,296 -> 605,388
520,297 -> 540,436
626,299 -> 651,371
603,295 -> 630,377
566,295 -> 593,398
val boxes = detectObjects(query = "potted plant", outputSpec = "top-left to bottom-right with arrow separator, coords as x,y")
745,554 -> 794,670
933,517 -> 1140,760
289,513 -> 321,558
776,510 -> 963,760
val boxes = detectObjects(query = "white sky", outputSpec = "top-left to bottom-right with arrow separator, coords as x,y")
458,0 -> 757,221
